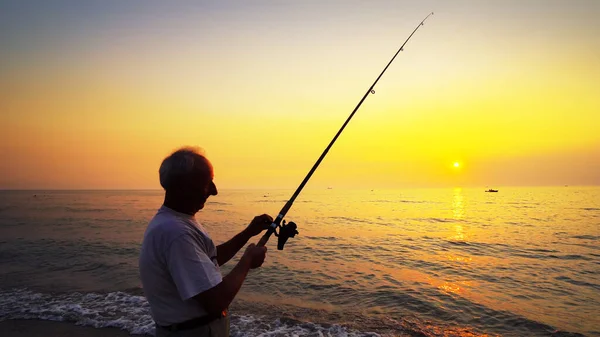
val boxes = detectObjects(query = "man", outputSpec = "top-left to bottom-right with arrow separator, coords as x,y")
139,147 -> 271,336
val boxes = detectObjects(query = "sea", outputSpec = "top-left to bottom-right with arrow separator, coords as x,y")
0,187 -> 598,336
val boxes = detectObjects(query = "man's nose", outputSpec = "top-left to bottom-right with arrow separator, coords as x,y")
211,182 -> 218,196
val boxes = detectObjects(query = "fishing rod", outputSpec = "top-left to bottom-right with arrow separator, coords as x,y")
257,12 -> 434,250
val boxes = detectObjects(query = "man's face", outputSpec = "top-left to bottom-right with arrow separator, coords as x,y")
188,158 -> 218,212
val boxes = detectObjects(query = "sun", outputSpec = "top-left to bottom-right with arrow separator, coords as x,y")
453,162 -> 460,168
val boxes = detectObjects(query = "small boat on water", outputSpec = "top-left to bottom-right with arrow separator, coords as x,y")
485,189 -> 498,193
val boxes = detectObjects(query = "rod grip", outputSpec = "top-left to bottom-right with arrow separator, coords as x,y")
256,225 -> 275,247
256,233 -> 269,247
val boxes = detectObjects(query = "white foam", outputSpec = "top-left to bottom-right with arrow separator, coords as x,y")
230,315 -> 379,337
0,289 -> 379,336
0,289 -> 155,335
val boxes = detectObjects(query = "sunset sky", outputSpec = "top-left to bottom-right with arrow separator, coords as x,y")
1,1 -> 599,189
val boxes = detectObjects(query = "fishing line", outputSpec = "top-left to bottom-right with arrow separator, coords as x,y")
257,12 -> 434,250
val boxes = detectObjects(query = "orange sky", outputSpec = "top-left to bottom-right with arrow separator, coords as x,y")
1,1 -> 599,189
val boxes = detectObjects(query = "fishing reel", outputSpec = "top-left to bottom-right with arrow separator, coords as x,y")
274,220 -> 299,250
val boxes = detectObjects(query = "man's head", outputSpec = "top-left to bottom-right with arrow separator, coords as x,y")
159,147 -> 218,214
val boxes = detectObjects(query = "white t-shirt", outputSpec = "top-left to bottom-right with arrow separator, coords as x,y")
139,205 -> 222,325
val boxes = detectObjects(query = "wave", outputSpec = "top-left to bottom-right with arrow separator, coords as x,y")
423,217 -> 452,223
572,235 -> 600,240
206,201 -> 231,206
330,216 -> 372,224
254,199 -> 312,203
0,283 -> 588,337
555,276 -> 600,291
367,199 -> 429,204
0,289 -> 153,335
0,289 -> 380,336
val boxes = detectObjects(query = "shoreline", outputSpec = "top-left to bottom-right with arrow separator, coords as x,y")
0,319 -> 144,337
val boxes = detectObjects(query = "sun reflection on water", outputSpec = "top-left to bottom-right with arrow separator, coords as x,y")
451,188 -> 469,242
452,224 -> 466,241
446,254 -> 473,263
438,282 -> 462,295
453,188 -> 465,219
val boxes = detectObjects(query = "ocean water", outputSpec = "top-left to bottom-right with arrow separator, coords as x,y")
0,187 -> 598,336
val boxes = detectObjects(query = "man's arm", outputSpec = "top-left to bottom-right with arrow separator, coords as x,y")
216,214 -> 272,266
194,244 -> 266,315
216,229 -> 251,266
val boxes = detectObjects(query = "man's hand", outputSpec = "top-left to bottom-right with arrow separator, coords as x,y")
244,214 -> 273,237
196,243 -> 267,315
241,243 -> 267,269
217,214 -> 273,266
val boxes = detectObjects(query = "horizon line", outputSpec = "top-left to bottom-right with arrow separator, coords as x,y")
0,185 -> 596,192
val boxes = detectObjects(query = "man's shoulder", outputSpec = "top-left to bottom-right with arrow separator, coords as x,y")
146,211 -> 196,240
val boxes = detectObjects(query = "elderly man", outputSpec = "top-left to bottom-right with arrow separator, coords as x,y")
139,147 -> 271,336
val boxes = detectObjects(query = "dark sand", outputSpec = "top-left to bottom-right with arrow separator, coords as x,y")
0,320 -> 144,337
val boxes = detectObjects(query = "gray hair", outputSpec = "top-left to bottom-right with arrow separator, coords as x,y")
159,146 -> 208,191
